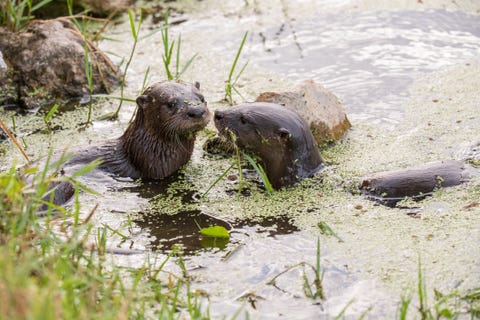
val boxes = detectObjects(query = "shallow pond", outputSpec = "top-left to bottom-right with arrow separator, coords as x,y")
2,1 -> 480,318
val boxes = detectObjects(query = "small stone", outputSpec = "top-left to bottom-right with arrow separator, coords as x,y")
256,80 -> 351,144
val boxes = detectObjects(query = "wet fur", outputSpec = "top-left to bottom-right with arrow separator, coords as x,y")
214,102 -> 323,189
69,81 -> 210,180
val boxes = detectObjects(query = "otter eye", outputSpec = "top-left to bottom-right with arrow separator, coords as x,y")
167,101 -> 176,109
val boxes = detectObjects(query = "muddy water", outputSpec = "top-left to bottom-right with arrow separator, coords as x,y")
2,1 -> 480,319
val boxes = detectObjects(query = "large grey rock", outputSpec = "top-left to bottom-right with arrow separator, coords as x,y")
0,19 -> 120,109
256,80 -> 351,144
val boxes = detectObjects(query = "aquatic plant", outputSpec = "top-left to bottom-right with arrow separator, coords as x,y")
202,150 -> 273,198
43,103 -> 59,133
317,221 -> 344,242
1,0 -> 53,32
224,31 -> 249,105
396,258 -> 480,319
112,9 -> 142,119
161,11 -> 198,81
268,237 -> 325,301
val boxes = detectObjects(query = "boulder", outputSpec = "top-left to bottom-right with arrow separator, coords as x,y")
32,0 -> 132,18
0,19 -> 120,109
256,80 -> 351,144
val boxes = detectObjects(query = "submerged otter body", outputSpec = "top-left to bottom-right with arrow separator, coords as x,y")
214,102 -> 324,189
68,81 -> 210,180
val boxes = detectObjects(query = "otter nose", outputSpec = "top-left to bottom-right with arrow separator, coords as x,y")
188,108 -> 206,118
214,111 -> 224,121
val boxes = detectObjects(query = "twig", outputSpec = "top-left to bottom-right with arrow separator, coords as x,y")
0,117 -> 30,163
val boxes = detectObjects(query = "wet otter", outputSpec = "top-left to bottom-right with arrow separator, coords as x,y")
67,81 -> 210,179
213,102 -> 477,203
37,81 -> 209,208
214,102 -> 324,189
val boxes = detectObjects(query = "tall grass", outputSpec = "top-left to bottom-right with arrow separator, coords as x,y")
112,9 -> 142,119
0,150 -> 211,318
83,35 -> 94,126
161,11 -> 197,81
224,31 -> 249,105
1,0 -> 53,32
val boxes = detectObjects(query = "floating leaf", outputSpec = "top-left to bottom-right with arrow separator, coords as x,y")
200,226 -> 230,238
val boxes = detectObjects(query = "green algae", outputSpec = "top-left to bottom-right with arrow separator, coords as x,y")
1,2 -> 479,318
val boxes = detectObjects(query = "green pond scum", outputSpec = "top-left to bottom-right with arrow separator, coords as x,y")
1,0 -> 480,318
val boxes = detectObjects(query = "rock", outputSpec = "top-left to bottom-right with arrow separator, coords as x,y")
256,80 -> 351,144
33,0 -> 132,18
78,0 -> 132,16
0,19 -> 120,109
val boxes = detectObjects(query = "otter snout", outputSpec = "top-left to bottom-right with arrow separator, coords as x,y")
187,107 -> 207,119
214,110 -> 224,121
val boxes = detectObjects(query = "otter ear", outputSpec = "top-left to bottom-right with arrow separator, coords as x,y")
136,95 -> 151,108
276,127 -> 291,140
194,81 -> 200,90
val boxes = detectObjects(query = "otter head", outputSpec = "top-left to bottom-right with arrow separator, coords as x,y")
214,102 -> 323,188
135,81 -> 210,139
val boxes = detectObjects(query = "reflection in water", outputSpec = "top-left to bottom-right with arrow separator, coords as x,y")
134,208 -> 300,254
134,210 -> 232,253
248,10 -> 480,126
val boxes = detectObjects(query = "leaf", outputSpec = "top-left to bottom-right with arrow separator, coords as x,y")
200,226 -> 230,239
44,104 -> 59,123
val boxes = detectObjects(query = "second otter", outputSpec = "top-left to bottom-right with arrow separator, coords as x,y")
214,102 -> 324,189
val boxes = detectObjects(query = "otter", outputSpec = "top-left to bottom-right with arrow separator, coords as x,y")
214,102 -> 324,189
213,102 -> 477,203
38,81 -> 209,208
66,81 -> 210,179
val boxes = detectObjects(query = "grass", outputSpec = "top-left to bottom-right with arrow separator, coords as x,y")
396,258 -> 480,319
267,237 -> 325,301
112,9 -> 142,120
1,0 -> 53,32
0,141 -> 212,319
202,149 -> 273,198
43,103 -> 59,133
83,35 -> 94,127
161,11 -> 198,81
224,31 -> 249,105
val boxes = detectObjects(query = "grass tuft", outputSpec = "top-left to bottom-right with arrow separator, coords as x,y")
161,11 -> 198,81
225,31 -> 249,105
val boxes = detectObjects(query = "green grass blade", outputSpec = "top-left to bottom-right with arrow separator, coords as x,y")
175,33 -> 181,78
227,31 -> 248,82
141,66 -> 150,92
233,61 -> 249,85
202,162 -> 235,198
178,53 -> 198,79
70,158 -> 103,179
128,9 -> 137,41
30,0 -> 53,12
44,104 -> 59,123
242,152 -> 274,194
